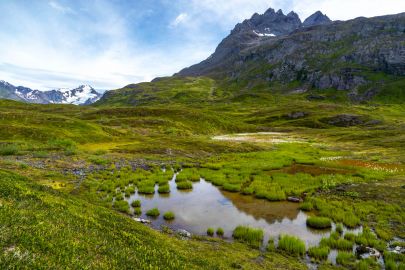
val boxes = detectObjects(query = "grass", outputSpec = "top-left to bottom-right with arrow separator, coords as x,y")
336,251 -> 356,266
158,184 -> 170,193
307,246 -> 330,261
113,200 -> 129,214
216,228 -> 224,236
146,208 -> 160,217
320,236 -> 353,251
176,181 -> 193,190
278,235 -> 306,256
207,228 -> 214,236
0,170 -> 308,269
232,226 -> 264,248
131,200 -> 141,208
299,201 -> 314,211
163,211 -> 175,220
0,73 -> 404,269
0,143 -> 19,156
306,216 -> 332,229
138,185 -> 155,194
133,207 -> 142,216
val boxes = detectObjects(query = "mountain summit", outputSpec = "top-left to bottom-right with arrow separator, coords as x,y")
302,11 -> 331,27
177,8 -> 405,98
0,81 -> 102,105
177,8 -> 332,78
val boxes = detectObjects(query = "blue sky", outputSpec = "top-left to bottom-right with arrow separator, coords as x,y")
0,0 -> 404,91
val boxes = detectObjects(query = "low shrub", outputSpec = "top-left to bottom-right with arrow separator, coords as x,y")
207,228 -> 214,236
232,226 -> 264,247
146,208 -> 160,217
278,235 -> 306,256
163,211 -> 175,220
306,216 -> 332,229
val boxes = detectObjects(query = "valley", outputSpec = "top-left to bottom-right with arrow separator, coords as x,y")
0,5 -> 404,270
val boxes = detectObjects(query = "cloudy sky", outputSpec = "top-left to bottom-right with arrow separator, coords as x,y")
0,0 -> 404,91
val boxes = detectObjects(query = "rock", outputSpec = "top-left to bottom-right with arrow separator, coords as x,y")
287,196 -> 303,203
133,218 -> 151,224
323,114 -> 365,127
285,111 -> 308,119
177,229 -> 191,238
356,246 -> 381,259
303,11 -> 332,27
307,94 -> 326,100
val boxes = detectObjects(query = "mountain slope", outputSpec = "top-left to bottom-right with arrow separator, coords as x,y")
0,81 -> 102,105
176,11 -> 405,100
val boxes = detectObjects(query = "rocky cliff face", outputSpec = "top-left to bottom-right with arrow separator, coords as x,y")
177,9 -> 405,93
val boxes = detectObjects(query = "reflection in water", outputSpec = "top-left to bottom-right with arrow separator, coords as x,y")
127,177 -> 332,246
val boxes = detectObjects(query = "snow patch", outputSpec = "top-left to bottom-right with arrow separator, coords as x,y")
253,30 -> 276,37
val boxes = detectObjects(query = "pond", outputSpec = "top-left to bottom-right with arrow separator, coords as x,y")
125,173 -> 349,247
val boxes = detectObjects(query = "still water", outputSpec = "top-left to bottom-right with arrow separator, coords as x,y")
126,175 -> 339,246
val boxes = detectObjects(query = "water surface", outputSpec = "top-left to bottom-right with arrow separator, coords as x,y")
126,175 -> 336,246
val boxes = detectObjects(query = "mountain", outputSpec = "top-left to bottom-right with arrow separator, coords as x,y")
302,11 -> 331,27
176,9 -> 405,99
0,81 -> 102,105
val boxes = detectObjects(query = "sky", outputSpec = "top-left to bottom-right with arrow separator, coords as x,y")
0,0 -> 404,91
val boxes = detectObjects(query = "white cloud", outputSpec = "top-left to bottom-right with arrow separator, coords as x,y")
170,13 -> 189,28
49,1 -> 75,14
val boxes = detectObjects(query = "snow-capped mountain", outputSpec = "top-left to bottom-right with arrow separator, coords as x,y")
0,80 -> 102,105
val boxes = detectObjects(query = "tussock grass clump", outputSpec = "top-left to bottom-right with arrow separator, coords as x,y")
344,232 -> 356,241
131,200 -> 141,208
266,238 -> 275,252
133,207 -> 142,216
222,183 -> 241,192
0,144 -> 19,156
176,181 -> 192,190
320,237 -> 353,251
113,200 -> 130,214
306,216 -> 332,229
207,228 -> 214,236
354,228 -> 386,251
146,208 -> 160,217
336,251 -> 356,266
300,201 -> 314,211
278,235 -> 306,256
138,185 -> 155,194
158,184 -> 170,194
216,228 -> 224,236
163,211 -> 175,220
307,246 -> 330,261
232,226 -> 264,247
336,223 -> 343,235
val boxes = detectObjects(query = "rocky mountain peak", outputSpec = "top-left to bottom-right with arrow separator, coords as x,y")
303,11 -> 332,27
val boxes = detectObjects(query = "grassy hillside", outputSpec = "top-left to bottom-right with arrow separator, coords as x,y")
0,75 -> 404,269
